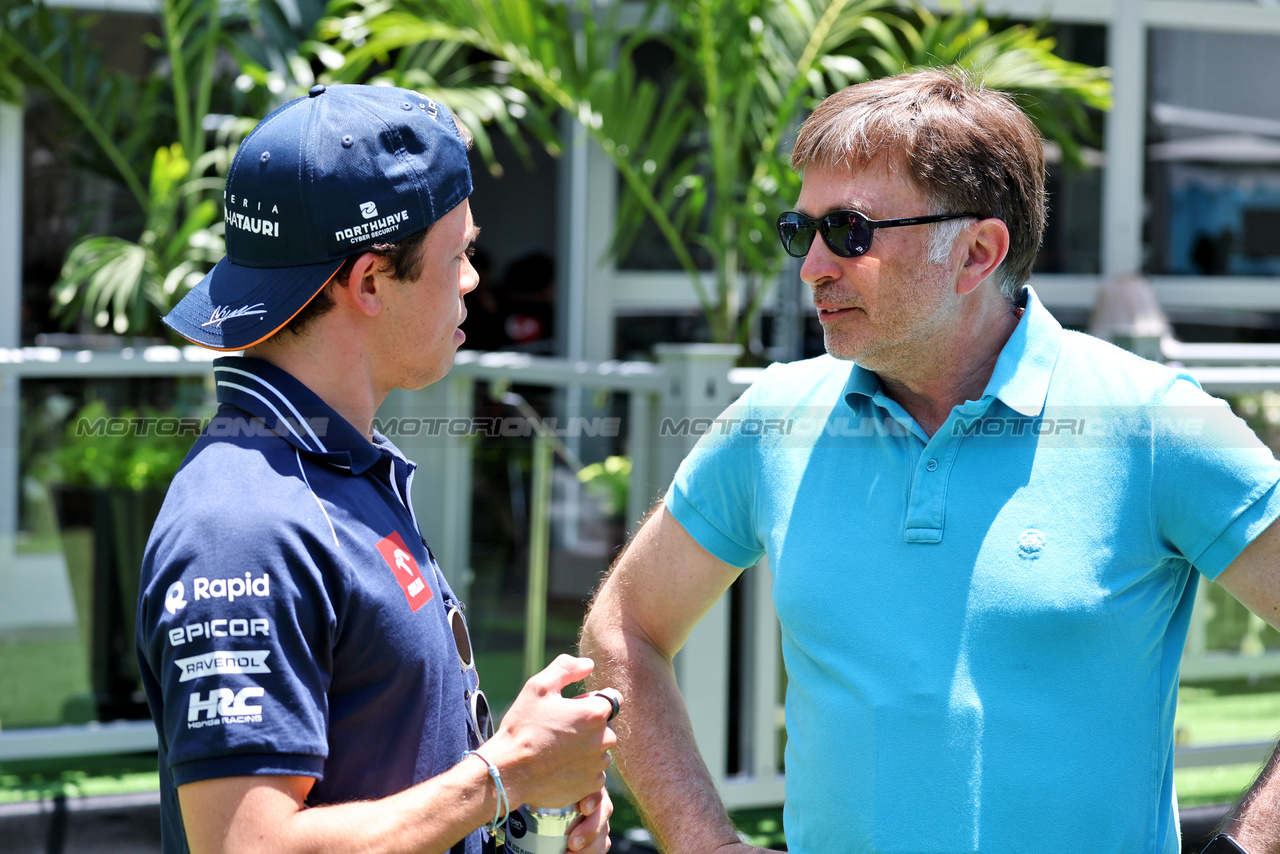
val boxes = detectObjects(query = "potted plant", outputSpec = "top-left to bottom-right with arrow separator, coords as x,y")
34,399 -> 200,720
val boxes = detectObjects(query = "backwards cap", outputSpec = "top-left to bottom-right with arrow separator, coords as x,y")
164,84 -> 473,350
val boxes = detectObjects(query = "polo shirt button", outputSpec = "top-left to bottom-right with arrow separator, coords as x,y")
925,458 -> 938,471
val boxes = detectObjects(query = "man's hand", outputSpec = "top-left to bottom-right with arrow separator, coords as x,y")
567,788 -> 613,853
177,656 -> 617,854
482,654 -> 618,811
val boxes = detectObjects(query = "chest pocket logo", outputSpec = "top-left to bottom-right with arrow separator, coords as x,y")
1017,528 -> 1046,560
376,531 -> 434,612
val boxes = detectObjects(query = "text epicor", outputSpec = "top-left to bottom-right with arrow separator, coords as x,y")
169,617 -> 270,647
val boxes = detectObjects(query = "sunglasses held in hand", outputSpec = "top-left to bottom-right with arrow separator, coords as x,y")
776,210 -> 984,259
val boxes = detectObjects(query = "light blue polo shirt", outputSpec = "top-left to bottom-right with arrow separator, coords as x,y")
668,288 -> 1280,854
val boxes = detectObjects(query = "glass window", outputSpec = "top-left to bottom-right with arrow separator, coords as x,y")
1147,28 -> 1280,276
1034,23 -> 1107,277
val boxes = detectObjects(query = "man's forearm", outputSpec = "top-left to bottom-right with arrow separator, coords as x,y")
581,615 -> 739,854
1224,741 -> 1280,853
181,655 -> 616,854
180,753 -> 501,854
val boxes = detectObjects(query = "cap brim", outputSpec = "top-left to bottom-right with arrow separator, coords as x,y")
164,255 -> 344,350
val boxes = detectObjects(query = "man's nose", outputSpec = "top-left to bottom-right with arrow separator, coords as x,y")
800,236 -> 843,288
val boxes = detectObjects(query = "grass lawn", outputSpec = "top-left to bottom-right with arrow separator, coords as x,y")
1176,764 -> 1259,808
0,753 -> 160,804
1174,676 -> 1280,807
0,632 -> 93,729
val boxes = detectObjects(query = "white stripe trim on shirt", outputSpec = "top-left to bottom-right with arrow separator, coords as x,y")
215,365 -> 328,451
404,465 -> 423,537
296,449 -> 340,548
216,380 -> 317,452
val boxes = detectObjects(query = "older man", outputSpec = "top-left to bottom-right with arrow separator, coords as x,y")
138,85 -> 616,854
581,69 -> 1280,854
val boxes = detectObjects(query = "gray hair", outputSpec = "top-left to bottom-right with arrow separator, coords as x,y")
924,217 -> 1018,298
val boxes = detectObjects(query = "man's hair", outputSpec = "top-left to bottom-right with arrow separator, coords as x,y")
282,228 -> 431,336
790,68 -> 1046,297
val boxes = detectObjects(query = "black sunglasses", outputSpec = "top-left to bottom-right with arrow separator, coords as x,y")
776,210 -> 984,259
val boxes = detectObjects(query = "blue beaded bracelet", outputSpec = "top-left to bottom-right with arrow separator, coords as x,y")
464,749 -> 509,835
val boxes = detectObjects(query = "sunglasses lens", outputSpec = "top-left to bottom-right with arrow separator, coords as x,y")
825,212 -> 872,258
777,212 -> 873,258
449,607 -> 473,668
473,689 -> 494,742
777,213 -> 816,258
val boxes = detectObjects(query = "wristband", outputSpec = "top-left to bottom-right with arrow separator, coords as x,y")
464,749 -> 510,836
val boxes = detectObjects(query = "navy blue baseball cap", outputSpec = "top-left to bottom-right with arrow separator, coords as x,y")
164,84 -> 473,350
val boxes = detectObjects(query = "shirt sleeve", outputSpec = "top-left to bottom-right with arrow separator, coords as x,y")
1151,375 -> 1280,580
666,381 -> 767,569
138,455 -> 342,787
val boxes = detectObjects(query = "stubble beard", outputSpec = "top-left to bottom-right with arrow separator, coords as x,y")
819,260 -> 958,374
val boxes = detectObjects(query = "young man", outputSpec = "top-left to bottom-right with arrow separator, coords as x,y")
581,69 -> 1280,854
138,84 -> 616,854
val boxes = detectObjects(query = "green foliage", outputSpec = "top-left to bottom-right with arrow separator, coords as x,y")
320,0 -> 565,174
3,0 -> 550,336
7,0 -> 1113,344
0,0 -> 163,204
0,0 -> 311,337
35,400 -> 196,491
50,144 -> 226,334
890,5 -> 1111,166
321,0 -> 1112,347
1229,391 -> 1280,457
577,455 -> 631,517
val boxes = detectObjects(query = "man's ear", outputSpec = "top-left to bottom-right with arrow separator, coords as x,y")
957,218 -> 1011,296
335,252 -> 389,317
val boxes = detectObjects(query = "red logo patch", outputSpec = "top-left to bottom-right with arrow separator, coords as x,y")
375,532 -> 433,612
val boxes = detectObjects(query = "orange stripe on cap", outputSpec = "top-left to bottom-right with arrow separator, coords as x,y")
177,262 -> 346,352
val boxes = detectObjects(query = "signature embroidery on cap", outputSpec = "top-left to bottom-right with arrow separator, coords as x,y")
360,201 -> 379,219
204,303 -> 268,328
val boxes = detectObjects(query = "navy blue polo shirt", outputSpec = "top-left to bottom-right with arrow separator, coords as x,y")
137,356 -> 483,854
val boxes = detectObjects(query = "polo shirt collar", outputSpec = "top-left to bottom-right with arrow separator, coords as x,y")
980,286 -> 1062,418
212,356 -> 384,474
841,286 -> 1062,420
